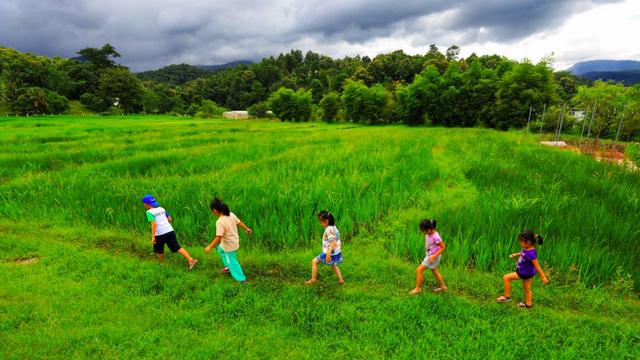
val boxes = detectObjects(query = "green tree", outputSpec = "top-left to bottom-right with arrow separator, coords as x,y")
77,44 -> 121,69
341,80 -> 390,124
494,61 -> 558,129
446,45 -> 460,61
196,100 -> 227,118
12,87 -> 69,114
267,87 -> 313,122
248,101 -> 269,118
97,67 -> 144,113
424,44 -> 448,73
319,92 -> 340,122
572,81 -> 631,142
395,66 -> 440,125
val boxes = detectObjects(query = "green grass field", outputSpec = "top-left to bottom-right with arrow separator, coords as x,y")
1,116 -> 639,359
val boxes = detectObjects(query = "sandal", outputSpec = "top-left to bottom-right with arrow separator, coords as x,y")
188,259 -> 198,271
409,288 -> 422,295
304,279 -> 317,285
434,286 -> 448,293
496,296 -> 512,303
337,280 -> 345,286
518,302 -> 532,309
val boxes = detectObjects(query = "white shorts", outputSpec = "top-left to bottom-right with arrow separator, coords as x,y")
421,254 -> 442,269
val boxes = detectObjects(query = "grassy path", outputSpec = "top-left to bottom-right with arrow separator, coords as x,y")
1,220 -> 638,359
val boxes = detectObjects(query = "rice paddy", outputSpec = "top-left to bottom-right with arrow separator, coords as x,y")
0,115 -> 638,359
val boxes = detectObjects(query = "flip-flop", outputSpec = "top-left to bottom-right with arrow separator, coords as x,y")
188,259 -> 198,271
221,267 -> 230,274
496,296 -> 512,303
518,302 -> 532,308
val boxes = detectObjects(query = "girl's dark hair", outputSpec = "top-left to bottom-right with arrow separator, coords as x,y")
519,230 -> 543,245
317,210 -> 335,226
419,219 -> 437,231
210,197 -> 230,216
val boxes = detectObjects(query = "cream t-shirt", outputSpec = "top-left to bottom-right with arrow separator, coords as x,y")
216,212 -> 241,252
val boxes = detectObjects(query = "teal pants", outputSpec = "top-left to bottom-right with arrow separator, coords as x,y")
217,245 -> 246,282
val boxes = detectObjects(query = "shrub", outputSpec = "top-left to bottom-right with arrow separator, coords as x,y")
195,100 -> 227,118
248,102 -> 269,118
625,142 -> 640,164
341,80 -> 389,124
12,87 -> 70,115
319,92 -> 340,123
267,87 -> 312,122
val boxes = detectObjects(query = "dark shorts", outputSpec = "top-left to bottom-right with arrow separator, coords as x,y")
153,231 -> 181,254
517,271 -> 535,280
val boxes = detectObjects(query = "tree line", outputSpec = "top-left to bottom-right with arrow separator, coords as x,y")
1,44 -> 639,140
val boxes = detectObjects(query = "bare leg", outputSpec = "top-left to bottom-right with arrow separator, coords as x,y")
410,265 -> 428,294
502,272 -> 520,298
523,278 -> 533,306
177,248 -> 194,263
305,258 -> 319,284
431,268 -> 447,291
332,266 -> 344,284
157,253 -> 165,263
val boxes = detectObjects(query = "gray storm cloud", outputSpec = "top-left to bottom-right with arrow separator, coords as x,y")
0,0 -> 622,70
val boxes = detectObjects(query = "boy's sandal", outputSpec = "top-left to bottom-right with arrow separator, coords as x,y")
337,280 -> 345,285
409,288 -> 422,295
517,302 -> 532,308
188,259 -> 198,271
496,296 -> 512,303
433,286 -> 448,293
304,279 -> 317,285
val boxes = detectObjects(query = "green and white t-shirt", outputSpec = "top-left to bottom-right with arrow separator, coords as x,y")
146,207 -> 173,236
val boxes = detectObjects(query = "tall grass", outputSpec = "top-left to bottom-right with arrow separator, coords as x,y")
1,116 -> 638,289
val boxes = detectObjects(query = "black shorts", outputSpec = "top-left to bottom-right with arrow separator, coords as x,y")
153,231 -> 181,254
517,271 -> 535,280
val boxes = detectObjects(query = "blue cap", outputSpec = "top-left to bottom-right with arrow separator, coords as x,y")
141,194 -> 160,207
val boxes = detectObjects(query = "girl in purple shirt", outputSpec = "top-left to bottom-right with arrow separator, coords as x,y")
496,230 -> 549,308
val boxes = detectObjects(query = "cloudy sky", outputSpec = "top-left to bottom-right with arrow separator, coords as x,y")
1,0 -> 638,71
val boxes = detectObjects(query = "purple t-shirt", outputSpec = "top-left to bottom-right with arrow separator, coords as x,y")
516,248 -> 538,277
425,232 -> 443,257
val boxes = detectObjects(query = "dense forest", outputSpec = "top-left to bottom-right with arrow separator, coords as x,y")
581,70 -> 640,86
1,43 -> 639,140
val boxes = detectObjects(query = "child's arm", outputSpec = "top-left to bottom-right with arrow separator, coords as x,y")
532,259 -> 549,284
205,236 -> 223,254
508,252 -> 520,259
238,220 -> 253,235
325,241 -> 336,262
150,222 -> 157,244
428,241 -> 446,262
167,215 -> 173,223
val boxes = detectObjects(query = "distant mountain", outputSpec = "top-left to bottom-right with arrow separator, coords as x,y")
567,60 -> 640,75
137,64 -> 211,85
136,60 -> 254,85
580,70 -> 640,86
195,60 -> 253,72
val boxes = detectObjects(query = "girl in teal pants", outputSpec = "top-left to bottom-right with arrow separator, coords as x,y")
205,197 -> 252,283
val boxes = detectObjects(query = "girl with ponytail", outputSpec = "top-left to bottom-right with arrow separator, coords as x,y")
409,219 -> 447,295
496,230 -> 549,308
204,197 -> 252,283
305,210 -> 345,285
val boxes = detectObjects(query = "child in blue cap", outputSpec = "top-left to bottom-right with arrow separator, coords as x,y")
142,194 -> 198,270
